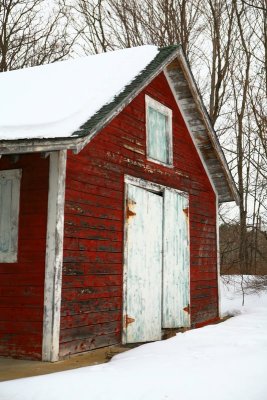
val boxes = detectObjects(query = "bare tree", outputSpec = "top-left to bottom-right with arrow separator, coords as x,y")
2,0 -> 265,274
241,0 -> 267,12
65,0 -> 112,54
222,0 -> 267,273
69,0 -> 205,62
0,0 -> 76,72
199,1 -> 236,125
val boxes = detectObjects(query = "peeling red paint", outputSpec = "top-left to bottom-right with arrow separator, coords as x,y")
0,153 -> 49,360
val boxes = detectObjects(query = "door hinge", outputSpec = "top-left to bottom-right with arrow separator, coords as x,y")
126,199 -> 136,220
125,315 -> 135,327
183,304 -> 190,314
183,207 -> 189,218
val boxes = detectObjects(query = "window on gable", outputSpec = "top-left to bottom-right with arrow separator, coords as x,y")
0,169 -> 22,263
146,95 -> 173,166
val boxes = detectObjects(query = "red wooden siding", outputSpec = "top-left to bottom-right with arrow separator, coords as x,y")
0,154 -> 49,359
60,72 -> 218,357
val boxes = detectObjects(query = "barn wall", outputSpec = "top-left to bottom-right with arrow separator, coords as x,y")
0,154 -> 49,359
60,72 -> 218,357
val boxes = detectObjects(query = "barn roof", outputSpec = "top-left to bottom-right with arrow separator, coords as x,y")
0,45 -> 239,203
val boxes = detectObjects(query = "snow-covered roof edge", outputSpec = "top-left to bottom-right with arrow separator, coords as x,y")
0,45 -> 239,204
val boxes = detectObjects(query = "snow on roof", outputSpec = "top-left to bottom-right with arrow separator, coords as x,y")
0,46 -> 159,140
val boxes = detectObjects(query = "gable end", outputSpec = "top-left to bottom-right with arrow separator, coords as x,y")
164,56 -> 239,204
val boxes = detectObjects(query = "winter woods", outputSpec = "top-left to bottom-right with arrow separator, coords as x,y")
0,0 -> 76,71
1,0 -> 266,274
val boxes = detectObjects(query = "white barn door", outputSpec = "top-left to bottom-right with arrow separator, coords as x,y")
123,179 -> 190,344
162,189 -> 190,328
123,184 -> 163,343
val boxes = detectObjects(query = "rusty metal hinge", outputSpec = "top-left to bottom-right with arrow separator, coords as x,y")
125,315 -> 135,327
126,199 -> 136,220
183,207 -> 189,218
183,304 -> 190,314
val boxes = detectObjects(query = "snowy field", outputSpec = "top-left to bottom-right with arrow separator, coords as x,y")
0,276 -> 267,400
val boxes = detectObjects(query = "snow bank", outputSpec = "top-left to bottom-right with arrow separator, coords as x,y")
0,276 -> 266,400
220,274 -> 267,316
0,46 -> 159,140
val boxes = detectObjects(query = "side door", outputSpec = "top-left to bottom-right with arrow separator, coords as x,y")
123,184 -> 163,343
162,189 -> 190,328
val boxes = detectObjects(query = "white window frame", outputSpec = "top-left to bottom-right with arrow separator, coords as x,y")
0,169 -> 22,263
145,95 -> 173,167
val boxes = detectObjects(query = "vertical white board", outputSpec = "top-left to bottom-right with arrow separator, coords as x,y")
162,189 -> 190,328
42,150 -> 66,362
124,184 -> 163,343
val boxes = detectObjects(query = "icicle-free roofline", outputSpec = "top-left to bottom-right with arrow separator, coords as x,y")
0,45 -> 239,204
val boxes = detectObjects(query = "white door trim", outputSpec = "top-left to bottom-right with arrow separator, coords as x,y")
124,175 -> 188,198
42,150 -> 67,362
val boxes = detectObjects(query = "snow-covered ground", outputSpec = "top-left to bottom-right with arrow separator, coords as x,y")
1,276 -> 267,400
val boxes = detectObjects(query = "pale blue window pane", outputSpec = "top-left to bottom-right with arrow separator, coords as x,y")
0,179 -> 12,253
148,106 -> 169,163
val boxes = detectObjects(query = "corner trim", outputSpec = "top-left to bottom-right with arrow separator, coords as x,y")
216,196 -> 221,318
42,150 -> 67,362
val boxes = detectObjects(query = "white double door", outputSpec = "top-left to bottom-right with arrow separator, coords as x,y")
123,181 -> 190,344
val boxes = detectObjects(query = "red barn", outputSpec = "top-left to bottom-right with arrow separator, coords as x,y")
0,45 -> 239,361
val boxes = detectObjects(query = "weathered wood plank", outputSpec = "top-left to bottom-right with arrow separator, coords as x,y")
62,286 -> 122,301
62,274 -> 122,288
0,307 -> 43,322
59,332 -> 120,358
64,227 -> 123,242
65,202 -> 122,221
60,321 -> 120,343
61,297 -> 121,316
63,262 -> 122,276
61,310 -> 121,329
64,238 -> 122,252
63,250 -> 122,264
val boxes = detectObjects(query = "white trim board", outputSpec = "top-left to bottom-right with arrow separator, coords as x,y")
124,175 -> 188,198
42,150 -> 67,362
216,197 -> 221,319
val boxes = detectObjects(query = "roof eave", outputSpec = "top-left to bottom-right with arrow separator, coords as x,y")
0,136 -> 82,155
166,48 -> 239,205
